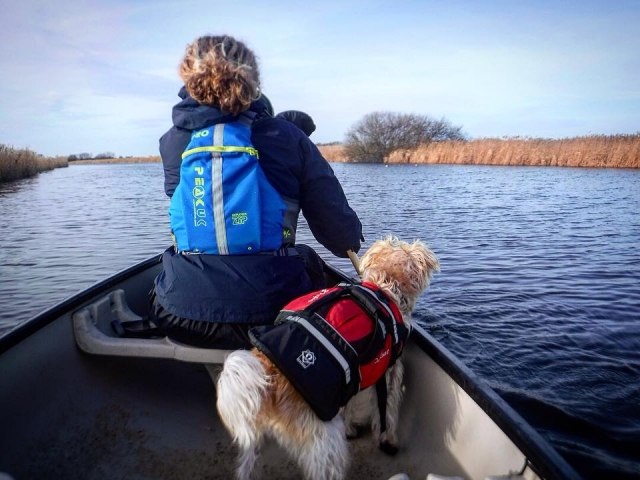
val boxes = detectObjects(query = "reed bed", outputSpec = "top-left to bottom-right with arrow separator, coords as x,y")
320,135 -> 640,168
0,144 -> 68,183
317,144 -> 349,162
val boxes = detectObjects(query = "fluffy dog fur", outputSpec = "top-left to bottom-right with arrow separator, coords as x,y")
216,236 -> 440,480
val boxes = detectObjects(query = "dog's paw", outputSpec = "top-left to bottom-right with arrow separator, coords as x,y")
379,441 -> 399,456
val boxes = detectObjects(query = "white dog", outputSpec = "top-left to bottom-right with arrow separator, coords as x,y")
216,236 -> 440,480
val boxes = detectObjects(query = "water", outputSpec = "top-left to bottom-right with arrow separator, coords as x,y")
1,162 -> 639,479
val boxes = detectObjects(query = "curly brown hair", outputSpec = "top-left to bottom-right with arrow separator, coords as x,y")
179,35 -> 260,116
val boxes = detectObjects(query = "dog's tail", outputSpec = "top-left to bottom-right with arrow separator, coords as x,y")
216,350 -> 268,448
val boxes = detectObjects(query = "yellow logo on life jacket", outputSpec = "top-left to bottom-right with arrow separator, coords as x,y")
192,129 -> 210,138
192,166 -> 206,227
232,212 -> 248,225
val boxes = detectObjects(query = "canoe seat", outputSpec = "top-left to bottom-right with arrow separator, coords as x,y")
72,289 -> 231,364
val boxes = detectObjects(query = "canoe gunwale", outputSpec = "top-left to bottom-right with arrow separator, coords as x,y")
410,325 -> 581,480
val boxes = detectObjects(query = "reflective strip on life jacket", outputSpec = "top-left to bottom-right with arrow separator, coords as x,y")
212,124 -> 228,254
181,145 -> 260,160
284,312 -> 357,385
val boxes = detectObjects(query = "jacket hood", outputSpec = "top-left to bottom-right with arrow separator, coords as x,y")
275,110 -> 316,136
172,86 -> 272,130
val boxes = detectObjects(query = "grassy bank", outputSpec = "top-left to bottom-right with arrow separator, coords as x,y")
0,144 -> 68,183
319,134 -> 640,168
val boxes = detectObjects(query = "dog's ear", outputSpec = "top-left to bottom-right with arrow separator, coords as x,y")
403,240 -> 440,295
410,240 -> 440,282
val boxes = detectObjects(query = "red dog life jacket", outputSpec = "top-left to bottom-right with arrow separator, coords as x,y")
249,282 -> 408,421
283,282 -> 406,389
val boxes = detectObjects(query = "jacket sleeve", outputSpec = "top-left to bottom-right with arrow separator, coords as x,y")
298,138 -> 363,257
159,126 -> 192,197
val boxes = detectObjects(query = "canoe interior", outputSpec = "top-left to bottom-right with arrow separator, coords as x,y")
0,256 -> 574,480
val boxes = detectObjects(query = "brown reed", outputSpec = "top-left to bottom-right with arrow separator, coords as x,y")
317,144 -> 349,163
319,135 -> 640,168
0,144 -> 69,183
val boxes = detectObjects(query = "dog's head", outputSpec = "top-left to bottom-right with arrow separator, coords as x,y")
359,236 -> 440,316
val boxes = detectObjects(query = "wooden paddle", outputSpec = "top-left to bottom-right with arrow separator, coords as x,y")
347,249 -> 362,278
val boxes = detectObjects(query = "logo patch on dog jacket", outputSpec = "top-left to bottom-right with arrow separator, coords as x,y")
249,282 -> 407,421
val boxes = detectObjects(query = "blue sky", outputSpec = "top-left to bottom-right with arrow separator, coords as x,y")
1,0 -> 638,157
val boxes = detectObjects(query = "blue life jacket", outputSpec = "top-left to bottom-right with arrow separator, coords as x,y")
169,115 -> 290,254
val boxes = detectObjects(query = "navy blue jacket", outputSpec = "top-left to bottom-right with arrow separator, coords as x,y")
155,87 -> 362,323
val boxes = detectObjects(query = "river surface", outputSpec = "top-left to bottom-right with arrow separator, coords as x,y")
1,162 -> 639,479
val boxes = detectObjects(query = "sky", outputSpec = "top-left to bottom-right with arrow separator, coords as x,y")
1,0 -> 639,157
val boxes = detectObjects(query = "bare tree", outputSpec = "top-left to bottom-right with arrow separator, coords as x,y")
344,112 -> 466,163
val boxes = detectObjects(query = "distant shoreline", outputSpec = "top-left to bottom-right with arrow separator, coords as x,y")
66,134 -> 640,169
70,156 -> 161,165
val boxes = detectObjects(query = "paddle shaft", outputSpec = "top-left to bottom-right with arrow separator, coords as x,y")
347,249 -> 362,278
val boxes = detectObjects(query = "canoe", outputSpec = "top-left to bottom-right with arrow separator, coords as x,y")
0,253 -> 580,480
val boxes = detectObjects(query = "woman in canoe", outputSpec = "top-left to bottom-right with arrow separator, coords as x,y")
150,34 -> 362,349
